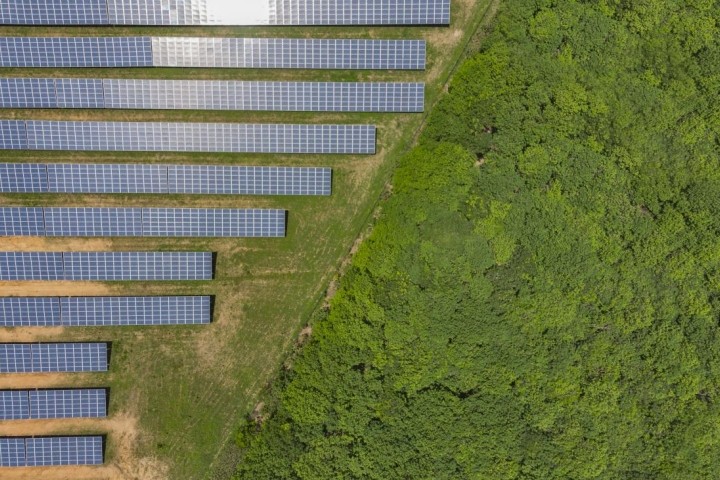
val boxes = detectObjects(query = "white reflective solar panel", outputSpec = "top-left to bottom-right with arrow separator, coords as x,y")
0,390 -> 30,420
152,37 -> 426,70
25,436 -> 103,466
63,252 -> 213,280
105,0 -> 450,25
143,208 -> 286,237
0,207 -> 45,236
29,389 -> 107,419
0,37 -> 154,68
0,253 -> 64,281
168,165 -> 332,195
43,207 -> 144,237
61,296 -> 211,325
48,163 -> 167,193
0,438 -> 25,466
0,163 -> 48,192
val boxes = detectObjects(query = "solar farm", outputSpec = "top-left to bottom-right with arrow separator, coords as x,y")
0,0 -> 483,477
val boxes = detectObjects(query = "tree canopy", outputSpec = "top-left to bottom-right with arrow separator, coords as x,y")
235,1 -> 720,478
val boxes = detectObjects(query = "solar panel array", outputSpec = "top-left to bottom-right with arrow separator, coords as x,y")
0,296 -> 211,326
151,37 -> 426,69
0,0 -> 109,25
0,207 -> 286,237
0,163 -> 331,196
0,78 -> 424,112
0,120 -> 375,153
0,37 -> 425,70
2,0 -> 450,25
0,297 -> 60,326
0,438 -> 25,467
0,252 -> 213,280
0,37 -> 154,68
0,343 -> 108,373
0,389 -> 106,420
25,436 -> 104,466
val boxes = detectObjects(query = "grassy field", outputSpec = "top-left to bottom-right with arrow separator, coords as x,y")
0,1 -> 491,478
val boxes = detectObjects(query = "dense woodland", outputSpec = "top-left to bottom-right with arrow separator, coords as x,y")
234,0 -> 720,478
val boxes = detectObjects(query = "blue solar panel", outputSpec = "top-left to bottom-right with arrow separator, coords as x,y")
29,389 -> 107,419
55,78 -> 105,108
63,252 -> 213,280
31,343 -> 108,373
1,0 -> 109,25
168,165 -> 332,195
0,120 -> 27,149
0,78 -> 57,108
0,163 -> 48,193
0,207 -> 45,236
21,121 -> 375,154
0,438 -> 25,467
0,297 -> 62,326
0,344 -> 33,373
0,253 -> 64,281
47,163 -> 167,193
61,296 -> 211,326
0,390 -> 30,420
25,436 -> 103,466
43,207 -> 144,237
0,37 -> 154,68
143,208 -> 286,237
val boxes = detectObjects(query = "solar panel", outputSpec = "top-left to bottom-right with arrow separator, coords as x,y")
63,252 -> 213,280
0,253 -> 64,281
0,390 -> 30,420
47,163 -> 167,193
30,343 -> 108,373
101,79 -> 424,112
0,438 -> 25,467
29,389 -> 107,419
55,78 -> 106,109
0,207 -> 45,236
0,78 -> 57,108
152,37 -> 426,70
106,0 -> 450,25
0,37 -> 154,68
168,165 -> 332,195
0,297 -> 61,327
143,208 -> 286,237
21,121 -> 375,154
1,0 -> 109,25
0,120 -> 27,149
61,296 -> 211,326
0,344 -> 33,373
43,207 -> 144,237
25,436 -> 103,466
0,163 -> 48,193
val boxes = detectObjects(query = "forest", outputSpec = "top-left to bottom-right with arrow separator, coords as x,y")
234,0 -> 720,478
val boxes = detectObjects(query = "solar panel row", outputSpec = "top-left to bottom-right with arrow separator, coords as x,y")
0,389 -> 107,420
0,252 -> 213,280
0,436 -> 103,467
0,296 -> 211,326
0,78 -> 424,112
1,0 -> 450,25
0,120 -> 375,153
0,207 -> 286,237
0,163 -> 331,195
0,37 -> 425,70
0,343 -> 108,373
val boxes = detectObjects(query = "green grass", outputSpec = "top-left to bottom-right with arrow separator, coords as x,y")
0,3 -> 492,478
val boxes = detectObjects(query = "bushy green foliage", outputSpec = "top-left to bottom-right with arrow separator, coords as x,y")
235,1 -> 720,478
